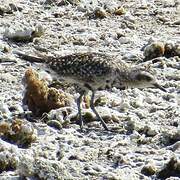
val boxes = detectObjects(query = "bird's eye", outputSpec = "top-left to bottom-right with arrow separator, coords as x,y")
145,75 -> 153,81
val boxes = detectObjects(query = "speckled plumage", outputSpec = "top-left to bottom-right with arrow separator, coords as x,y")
46,52 -> 129,91
16,51 -> 166,131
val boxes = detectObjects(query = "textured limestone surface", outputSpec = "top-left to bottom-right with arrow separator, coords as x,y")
0,0 -> 180,179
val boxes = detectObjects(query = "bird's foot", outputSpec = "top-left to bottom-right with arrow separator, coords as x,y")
76,116 -> 84,132
101,122 -> 109,131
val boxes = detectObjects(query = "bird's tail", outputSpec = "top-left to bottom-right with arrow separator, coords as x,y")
13,50 -> 47,63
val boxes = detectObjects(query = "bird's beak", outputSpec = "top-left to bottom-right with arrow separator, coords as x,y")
153,83 -> 167,92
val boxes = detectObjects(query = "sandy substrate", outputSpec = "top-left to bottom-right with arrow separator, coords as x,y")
0,0 -> 180,179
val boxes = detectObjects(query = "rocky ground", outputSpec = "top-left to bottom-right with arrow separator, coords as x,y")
0,0 -> 180,179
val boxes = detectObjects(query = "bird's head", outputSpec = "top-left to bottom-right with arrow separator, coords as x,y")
126,70 -> 166,92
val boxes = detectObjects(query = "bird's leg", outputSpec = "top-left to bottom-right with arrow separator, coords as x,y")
77,91 -> 85,130
90,90 -> 109,131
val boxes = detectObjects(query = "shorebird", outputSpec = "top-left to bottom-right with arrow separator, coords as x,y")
15,51 -> 166,131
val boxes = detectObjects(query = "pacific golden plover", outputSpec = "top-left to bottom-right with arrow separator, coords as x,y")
15,52 -> 166,131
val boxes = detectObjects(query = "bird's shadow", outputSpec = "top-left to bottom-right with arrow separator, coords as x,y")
76,126 -> 121,136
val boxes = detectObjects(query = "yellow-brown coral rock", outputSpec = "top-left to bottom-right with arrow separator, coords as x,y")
23,68 -> 72,116
143,41 -> 165,60
0,121 -> 10,135
0,119 -> 37,147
